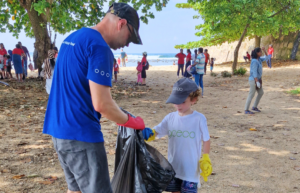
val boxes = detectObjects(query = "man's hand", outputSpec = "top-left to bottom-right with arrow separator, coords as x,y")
117,114 -> 145,130
199,154 -> 212,182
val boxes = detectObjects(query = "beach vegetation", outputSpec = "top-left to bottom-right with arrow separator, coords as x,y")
175,0 -> 300,73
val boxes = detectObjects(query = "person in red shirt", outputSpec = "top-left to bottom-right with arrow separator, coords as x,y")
175,49 -> 186,78
0,43 -> 7,79
113,58 -> 119,83
12,44 -> 25,82
267,44 -> 274,68
243,51 -> 251,62
204,49 -> 210,75
184,49 -> 192,78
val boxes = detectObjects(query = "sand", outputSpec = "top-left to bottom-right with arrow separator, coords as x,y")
0,61 -> 300,193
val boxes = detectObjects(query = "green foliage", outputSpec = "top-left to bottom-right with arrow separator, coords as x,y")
221,71 -> 232,78
234,67 -> 247,76
175,0 -> 300,49
0,0 -> 169,38
288,87 -> 300,95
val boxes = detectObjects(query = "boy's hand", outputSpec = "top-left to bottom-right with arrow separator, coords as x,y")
142,128 -> 155,142
199,154 -> 212,182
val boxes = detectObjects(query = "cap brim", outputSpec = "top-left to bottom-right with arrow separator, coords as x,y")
131,28 -> 142,45
166,94 -> 188,105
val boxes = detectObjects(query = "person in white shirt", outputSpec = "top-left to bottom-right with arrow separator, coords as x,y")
142,78 -> 212,193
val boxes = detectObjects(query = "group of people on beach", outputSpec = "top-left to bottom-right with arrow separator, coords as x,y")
0,41 -> 59,83
0,42 -> 31,82
173,48 -> 215,97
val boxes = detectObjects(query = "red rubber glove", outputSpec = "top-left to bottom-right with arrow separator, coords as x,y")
117,114 -> 145,130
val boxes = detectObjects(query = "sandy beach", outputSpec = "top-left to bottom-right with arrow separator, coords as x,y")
0,61 -> 300,192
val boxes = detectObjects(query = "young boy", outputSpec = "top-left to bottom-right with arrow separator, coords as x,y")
113,58 -> 119,83
143,78 -> 212,193
210,57 -> 214,73
4,55 -> 12,79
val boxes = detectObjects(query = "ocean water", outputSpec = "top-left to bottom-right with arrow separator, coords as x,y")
28,52 -> 179,67
113,53 -> 178,67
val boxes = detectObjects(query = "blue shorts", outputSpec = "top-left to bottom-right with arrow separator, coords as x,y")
210,66 -> 213,71
114,71 -> 118,75
165,177 -> 198,193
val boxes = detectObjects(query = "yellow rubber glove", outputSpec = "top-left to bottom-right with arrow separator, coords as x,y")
199,154 -> 212,182
145,129 -> 156,142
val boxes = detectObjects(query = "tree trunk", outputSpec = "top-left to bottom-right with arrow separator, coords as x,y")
20,0 -> 51,77
255,35 -> 261,48
290,31 -> 300,60
232,24 -> 250,73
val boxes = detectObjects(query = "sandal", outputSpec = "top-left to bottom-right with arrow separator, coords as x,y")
245,110 -> 255,114
252,107 -> 261,112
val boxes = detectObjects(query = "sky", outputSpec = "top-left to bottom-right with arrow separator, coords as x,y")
0,0 -> 203,54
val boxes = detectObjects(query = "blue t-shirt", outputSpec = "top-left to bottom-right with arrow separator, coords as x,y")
120,52 -> 126,59
43,28 -> 114,143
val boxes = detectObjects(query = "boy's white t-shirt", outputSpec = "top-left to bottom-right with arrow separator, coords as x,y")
154,111 -> 210,184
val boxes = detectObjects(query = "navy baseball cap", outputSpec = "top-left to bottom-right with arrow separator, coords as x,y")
107,3 -> 142,45
166,78 -> 199,104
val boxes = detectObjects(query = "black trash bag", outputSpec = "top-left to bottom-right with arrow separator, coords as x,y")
111,112 -> 175,193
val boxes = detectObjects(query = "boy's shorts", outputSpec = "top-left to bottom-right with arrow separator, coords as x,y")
52,137 -> 112,193
165,177 -> 198,193
210,66 -> 213,71
114,71 -> 118,75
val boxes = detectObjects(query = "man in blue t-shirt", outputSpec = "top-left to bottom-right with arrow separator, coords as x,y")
120,48 -> 127,67
43,3 -> 144,193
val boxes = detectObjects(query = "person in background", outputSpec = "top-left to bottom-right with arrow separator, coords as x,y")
141,52 -> 148,86
48,44 -> 56,68
0,43 -> 7,79
267,44 -> 274,68
192,47 -> 205,97
184,49 -> 192,78
117,57 -> 121,66
243,51 -> 250,62
143,78 -> 212,193
136,61 -> 143,85
191,49 -> 197,66
113,58 -> 119,83
12,44 -> 25,82
120,48 -> 127,67
5,54 -> 12,79
54,47 -> 59,59
175,49 -> 186,78
210,57 -> 214,73
43,3 -> 145,192
204,49 -> 210,75
244,47 -> 268,114
18,41 -> 31,78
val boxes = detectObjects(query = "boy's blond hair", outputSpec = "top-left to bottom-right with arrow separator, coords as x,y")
189,89 -> 201,102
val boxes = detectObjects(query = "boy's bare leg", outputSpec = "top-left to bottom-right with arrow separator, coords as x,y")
67,190 -> 81,193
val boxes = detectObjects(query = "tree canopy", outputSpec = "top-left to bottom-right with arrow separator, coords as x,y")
0,0 -> 168,38
175,0 -> 300,71
175,0 -> 300,48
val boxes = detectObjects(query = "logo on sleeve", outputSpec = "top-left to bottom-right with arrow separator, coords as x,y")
95,69 -> 99,73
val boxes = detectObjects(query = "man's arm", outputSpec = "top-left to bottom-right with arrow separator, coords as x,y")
24,47 -> 31,61
89,80 -> 128,124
